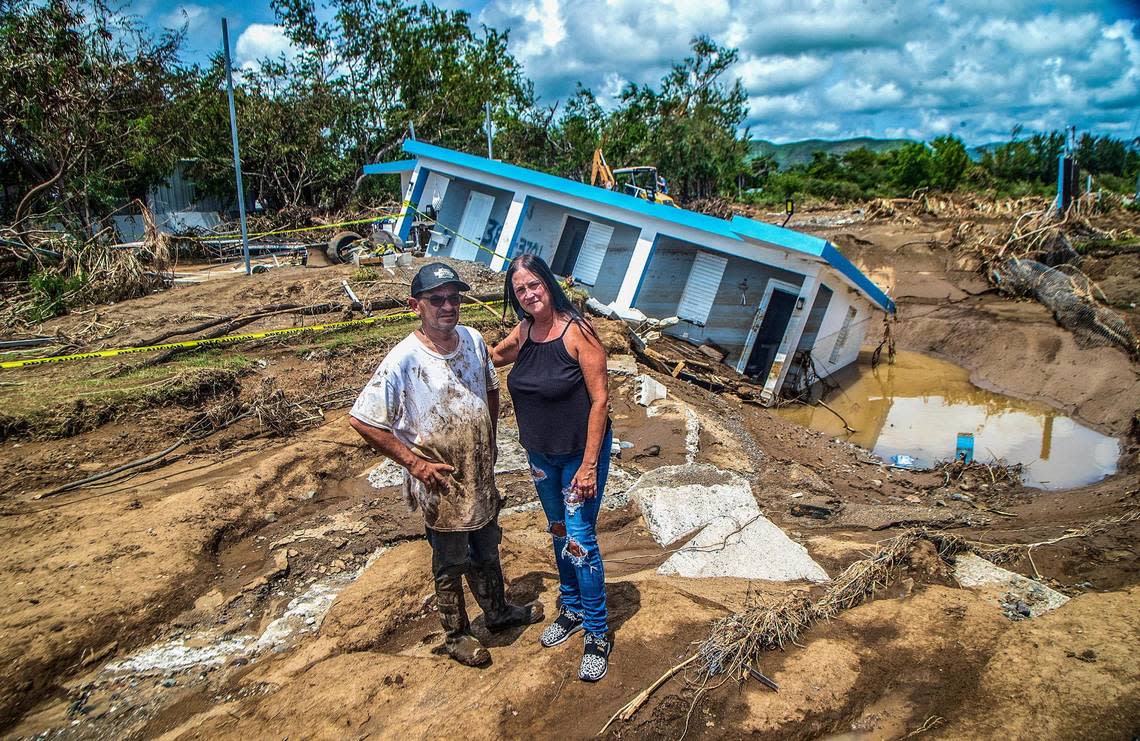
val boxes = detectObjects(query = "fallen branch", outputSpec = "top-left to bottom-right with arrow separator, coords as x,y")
597,654 -> 698,736
815,398 -> 857,433
33,437 -> 190,499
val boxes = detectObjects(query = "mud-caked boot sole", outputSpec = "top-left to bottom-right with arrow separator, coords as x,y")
446,634 -> 491,667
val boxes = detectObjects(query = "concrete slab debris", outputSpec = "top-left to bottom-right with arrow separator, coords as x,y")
954,553 -> 1070,618
629,463 -> 829,582
658,515 -> 830,582
631,464 -> 757,547
607,354 -> 638,375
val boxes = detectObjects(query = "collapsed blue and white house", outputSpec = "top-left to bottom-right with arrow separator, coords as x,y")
365,140 -> 896,402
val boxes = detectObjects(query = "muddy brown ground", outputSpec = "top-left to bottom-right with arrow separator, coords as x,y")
1,208 -> 1138,740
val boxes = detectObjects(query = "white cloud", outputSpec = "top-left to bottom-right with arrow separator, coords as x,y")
824,80 -> 906,113
234,23 -> 295,67
159,4 -> 209,30
735,54 -> 831,95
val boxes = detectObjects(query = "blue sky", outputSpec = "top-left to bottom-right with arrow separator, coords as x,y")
140,0 -> 1140,145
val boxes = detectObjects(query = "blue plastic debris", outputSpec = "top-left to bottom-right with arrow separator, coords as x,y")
890,454 -> 917,469
956,432 -> 975,463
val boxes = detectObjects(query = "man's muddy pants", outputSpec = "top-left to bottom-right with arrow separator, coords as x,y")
427,519 -> 528,663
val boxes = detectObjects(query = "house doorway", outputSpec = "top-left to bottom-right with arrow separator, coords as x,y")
744,290 -> 797,378
550,216 -> 590,276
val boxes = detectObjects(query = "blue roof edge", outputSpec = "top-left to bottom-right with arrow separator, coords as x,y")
727,214 -> 828,255
401,140 -> 743,241
363,159 -> 416,175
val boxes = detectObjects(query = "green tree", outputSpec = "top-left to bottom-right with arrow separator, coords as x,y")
930,135 -> 970,191
0,0 -> 189,231
888,142 -> 933,191
272,0 -> 534,168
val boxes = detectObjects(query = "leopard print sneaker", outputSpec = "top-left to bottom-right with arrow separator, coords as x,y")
539,605 -> 584,648
579,632 -> 612,682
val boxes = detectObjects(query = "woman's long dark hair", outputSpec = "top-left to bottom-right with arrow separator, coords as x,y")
503,254 -> 599,339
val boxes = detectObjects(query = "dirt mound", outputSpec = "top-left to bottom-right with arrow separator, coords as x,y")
2,209 -> 1139,738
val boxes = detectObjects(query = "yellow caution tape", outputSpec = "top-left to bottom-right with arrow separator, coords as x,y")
1,301 -> 504,370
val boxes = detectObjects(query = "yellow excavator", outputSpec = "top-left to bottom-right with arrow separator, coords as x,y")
590,149 -> 678,207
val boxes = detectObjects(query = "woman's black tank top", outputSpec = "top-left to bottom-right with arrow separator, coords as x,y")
507,319 -> 595,455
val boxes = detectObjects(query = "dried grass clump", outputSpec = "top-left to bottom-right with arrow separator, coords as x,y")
198,378 -> 324,436
695,530 -> 922,684
3,203 -> 173,327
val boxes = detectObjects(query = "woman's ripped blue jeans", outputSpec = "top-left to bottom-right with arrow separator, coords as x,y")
526,428 -> 612,637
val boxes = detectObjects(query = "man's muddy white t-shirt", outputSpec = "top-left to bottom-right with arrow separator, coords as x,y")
350,325 -> 499,532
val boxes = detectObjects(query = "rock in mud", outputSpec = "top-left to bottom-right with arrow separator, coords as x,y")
953,553 -> 1069,618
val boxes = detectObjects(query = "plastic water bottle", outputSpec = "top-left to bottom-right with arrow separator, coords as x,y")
563,484 -> 583,515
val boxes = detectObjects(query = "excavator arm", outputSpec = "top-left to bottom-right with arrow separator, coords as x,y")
590,149 -> 615,189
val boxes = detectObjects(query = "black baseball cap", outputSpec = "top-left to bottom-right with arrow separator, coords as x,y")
410,262 -> 471,296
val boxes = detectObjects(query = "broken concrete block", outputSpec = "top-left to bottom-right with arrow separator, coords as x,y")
636,375 -> 667,407
697,342 -> 726,362
631,464 -> 757,547
607,354 -> 638,375
630,463 -> 829,583
493,425 -> 529,474
953,553 -> 1070,618
367,459 -> 407,489
659,515 -> 830,582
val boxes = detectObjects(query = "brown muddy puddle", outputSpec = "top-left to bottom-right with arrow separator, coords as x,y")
778,350 -> 1120,490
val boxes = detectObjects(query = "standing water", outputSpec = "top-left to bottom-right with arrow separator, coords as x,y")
778,350 -> 1120,489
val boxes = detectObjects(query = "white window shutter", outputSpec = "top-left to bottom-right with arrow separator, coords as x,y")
572,222 -> 613,285
677,251 -> 727,326
453,191 -> 495,261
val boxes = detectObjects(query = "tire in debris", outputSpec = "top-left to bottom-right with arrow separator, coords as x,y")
327,231 -> 363,264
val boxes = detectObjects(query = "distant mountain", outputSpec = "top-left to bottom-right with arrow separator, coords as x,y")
965,141 -> 1004,161
749,137 -> 1005,169
748,137 -> 914,169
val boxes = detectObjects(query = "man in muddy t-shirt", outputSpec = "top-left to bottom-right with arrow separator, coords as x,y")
348,262 -> 542,666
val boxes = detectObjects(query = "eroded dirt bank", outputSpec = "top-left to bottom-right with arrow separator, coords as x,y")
1,208 -> 1138,739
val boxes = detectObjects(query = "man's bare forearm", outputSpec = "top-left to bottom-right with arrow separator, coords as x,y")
349,416 -> 420,470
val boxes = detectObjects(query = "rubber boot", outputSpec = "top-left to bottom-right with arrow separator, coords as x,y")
435,573 -> 490,666
466,562 -> 545,632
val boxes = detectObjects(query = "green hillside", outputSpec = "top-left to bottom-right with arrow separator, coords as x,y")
748,137 -> 913,169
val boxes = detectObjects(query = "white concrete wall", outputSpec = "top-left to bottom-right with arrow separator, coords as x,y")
433,176 -> 514,266
635,236 -> 808,366
806,279 -> 876,378
509,199 -> 641,304
512,199 -> 565,262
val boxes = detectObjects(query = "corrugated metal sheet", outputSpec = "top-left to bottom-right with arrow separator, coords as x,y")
677,251 -> 727,326
572,221 -> 613,285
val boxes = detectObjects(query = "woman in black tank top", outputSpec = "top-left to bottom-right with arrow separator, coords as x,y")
492,254 -> 614,683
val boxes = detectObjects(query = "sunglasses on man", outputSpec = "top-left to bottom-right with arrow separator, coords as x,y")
420,293 -> 462,307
